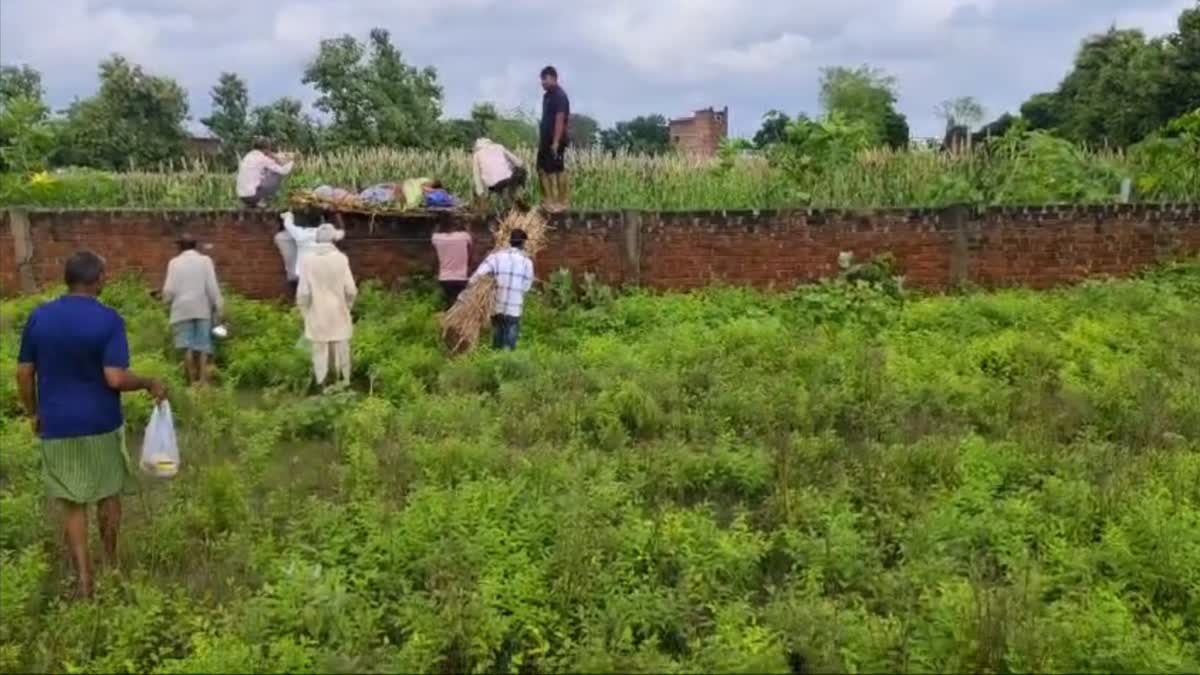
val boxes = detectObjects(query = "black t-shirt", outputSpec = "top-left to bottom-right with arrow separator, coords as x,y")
540,86 -> 570,147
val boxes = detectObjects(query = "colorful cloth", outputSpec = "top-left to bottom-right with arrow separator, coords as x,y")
173,318 -> 213,354
41,428 -> 135,504
424,189 -> 456,209
359,184 -> 397,205
312,185 -> 353,203
18,296 -> 129,440
402,177 -> 431,209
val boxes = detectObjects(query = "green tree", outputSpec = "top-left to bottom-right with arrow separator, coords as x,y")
881,108 -> 911,149
768,113 -> 872,202
251,97 -> 320,153
440,103 -> 538,150
600,114 -> 671,154
55,55 -> 189,169
972,113 -> 1018,144
303,28 -> 443,149
0,65 -> 44,106
1020,93 -> 1061,131
818,65 -> 907,148
936,97 -> 985,132
488,110 -> 538,150
0,99 -> 57,174
753,110 -> 791,148
0,64 -> 56,173
1162,6 -> 1200,120
1021,28 -> 1172,146
568,113 -> 600,149
200,72 -> 251,165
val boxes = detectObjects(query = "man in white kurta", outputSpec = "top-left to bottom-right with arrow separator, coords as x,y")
296,224 -> 357,387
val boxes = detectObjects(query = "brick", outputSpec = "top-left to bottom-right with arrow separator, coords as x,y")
1,207 -> 1198,298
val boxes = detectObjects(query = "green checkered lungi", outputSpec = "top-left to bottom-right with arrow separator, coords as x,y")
41,428 -> 136,504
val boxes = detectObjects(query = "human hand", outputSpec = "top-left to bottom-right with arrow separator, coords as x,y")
550,142 -> 560,155
148,380 -> 168,403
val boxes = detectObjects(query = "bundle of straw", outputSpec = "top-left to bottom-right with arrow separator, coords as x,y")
440,207 -> 549,353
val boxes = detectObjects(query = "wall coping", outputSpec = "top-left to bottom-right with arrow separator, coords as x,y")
2,204 -> 1197,236
3,203 -> 1197,217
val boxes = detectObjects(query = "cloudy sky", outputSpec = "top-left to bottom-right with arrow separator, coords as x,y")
0,0 -> 1193,139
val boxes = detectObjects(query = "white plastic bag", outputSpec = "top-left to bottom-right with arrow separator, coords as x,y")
141,401 -> 180,478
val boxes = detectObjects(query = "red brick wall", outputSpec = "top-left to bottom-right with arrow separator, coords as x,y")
1,205 -> 1197,298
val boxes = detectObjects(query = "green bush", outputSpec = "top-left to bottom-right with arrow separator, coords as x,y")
2,264 -> 1199,672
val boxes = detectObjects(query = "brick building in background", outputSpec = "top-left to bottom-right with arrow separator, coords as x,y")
669,107 -> 729,157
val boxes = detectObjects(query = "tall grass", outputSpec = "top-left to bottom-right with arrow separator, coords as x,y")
0,144 -> 1193,210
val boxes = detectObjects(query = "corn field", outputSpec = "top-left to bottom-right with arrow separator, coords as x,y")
1,143 -> 1196,210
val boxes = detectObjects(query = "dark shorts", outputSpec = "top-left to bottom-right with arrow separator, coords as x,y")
440,280 -> 468,308
490,166 -> 528,194
240,173 -> 283,208
537,145 -> 567,174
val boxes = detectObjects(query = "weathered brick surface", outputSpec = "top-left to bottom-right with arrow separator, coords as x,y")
1,205 -> 1197,298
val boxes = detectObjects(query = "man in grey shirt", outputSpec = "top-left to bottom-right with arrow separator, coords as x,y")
162,234 -> 224,385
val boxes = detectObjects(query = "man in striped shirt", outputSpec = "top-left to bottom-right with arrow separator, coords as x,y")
470,229 -> 534,350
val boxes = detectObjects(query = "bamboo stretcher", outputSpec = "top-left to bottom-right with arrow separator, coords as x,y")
286,191 -> 465,232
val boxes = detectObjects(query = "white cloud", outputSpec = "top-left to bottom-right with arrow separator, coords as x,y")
477,62 -> 541,113
705,33 -> 813,75
272,3 -> 344,54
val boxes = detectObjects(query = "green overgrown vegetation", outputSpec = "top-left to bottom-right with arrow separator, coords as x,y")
2,260 -> 1199,673
1,113 -> 1195,210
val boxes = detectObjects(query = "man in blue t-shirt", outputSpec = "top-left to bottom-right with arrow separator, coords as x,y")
16,251 -> 166,599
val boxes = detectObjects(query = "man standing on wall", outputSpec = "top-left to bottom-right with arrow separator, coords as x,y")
538,66 -> 570,212
162,234 -> 224,385
16,251 -> 167,599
